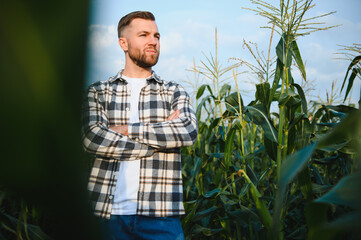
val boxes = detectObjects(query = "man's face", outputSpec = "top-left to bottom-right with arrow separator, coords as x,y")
121,18 -> 160,68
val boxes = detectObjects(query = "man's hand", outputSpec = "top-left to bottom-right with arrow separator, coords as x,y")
110,125 -> 128,136
168,109 -> 180,121
109,110 -> 180,136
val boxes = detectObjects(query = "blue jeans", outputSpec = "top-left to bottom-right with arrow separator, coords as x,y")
100,215 -> 185,240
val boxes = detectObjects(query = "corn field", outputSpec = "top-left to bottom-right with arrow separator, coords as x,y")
180,1 -> 361,239
1,0 -> 361,239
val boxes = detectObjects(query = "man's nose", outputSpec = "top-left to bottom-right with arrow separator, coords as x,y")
148,36 -> 158,45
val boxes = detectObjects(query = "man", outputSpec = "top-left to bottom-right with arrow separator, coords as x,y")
82,11 -> 198,239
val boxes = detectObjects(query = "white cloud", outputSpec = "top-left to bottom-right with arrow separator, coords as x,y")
155,55 -> 191,81
86,24 -> 124,84
181,19 -> 214,37
234,13 -> 275,43
302,42 -> 346,80
88,24 -> 117,48
160,32 -> 184,55
164,19 -> 214,51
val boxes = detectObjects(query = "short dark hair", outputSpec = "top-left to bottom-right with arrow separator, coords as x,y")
117,11 -> 155,38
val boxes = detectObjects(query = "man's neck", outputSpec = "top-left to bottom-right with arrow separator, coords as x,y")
122,63 -> 152,78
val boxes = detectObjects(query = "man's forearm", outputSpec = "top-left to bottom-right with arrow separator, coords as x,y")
110,125 -> 128,136
127,105 -> 197,149
110,110 -> 180,136
82,124 -> 154,160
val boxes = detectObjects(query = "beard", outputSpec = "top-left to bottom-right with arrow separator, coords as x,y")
128,45 -> 159,68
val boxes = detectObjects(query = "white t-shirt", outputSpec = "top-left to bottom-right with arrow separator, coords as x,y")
111,75 -> 147,215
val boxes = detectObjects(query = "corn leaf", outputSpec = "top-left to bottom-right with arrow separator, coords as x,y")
0,212 -> 51,240
244,105 -> 278,143
256,82 -> 271,108
219,83 -> 232,99
224,126 -> 237,171
307,203 -> 361,240
292,83 -> 308,114
324,104 -> 358,114
192,224 -> 223,236
203,188 -> 221,198
227,206 -> 260,225
288,113 -> 307,131
276,34 -> 292,67
225,92 -> 244,109
278,90 -> 301,107
340,55 -> 361,101
268,59 -> 283,110
191,206 -> 218,222
272,142 -> 317,238
315,172 -> 361,210
343,67 -> 358,102
196,84 -> 207,100
264,137 -> 277,161
241,170 -> 273,231
279,143 -> 317,187
291,40 -> 306,80
317,110 -> 361,150
196,95 -> 212,120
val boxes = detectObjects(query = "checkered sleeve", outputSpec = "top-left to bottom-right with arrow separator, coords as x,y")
82,86 -> 155,159
128,84 -> 198,149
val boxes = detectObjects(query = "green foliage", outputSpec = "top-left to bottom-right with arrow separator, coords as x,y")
337,43 -> 361,104
0,1 -> 101,239
183,62 -> 361,240
181,1 -> 360,239
341,55 -> 361,102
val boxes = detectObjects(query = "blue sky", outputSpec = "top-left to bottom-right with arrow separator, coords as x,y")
86,0 -> 361,105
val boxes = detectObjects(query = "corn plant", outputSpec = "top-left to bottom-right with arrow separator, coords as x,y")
0,193 -> 50,240
181,1 -> 361,239
337,43 -> 361,105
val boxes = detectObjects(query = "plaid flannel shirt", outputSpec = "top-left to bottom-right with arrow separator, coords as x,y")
82,71 -> 198,219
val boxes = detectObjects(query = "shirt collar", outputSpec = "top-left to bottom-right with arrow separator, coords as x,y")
109,70 -> 163,84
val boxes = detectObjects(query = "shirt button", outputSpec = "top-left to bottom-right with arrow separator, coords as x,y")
126,107 -> 130,111
109,195 -> 113,200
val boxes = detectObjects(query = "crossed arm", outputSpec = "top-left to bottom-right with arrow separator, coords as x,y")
109,110 -> 180,136
82,84 -> 197,160
82,87 -> 154,160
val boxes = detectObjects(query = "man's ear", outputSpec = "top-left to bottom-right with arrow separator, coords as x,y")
118,37 -> 128,52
